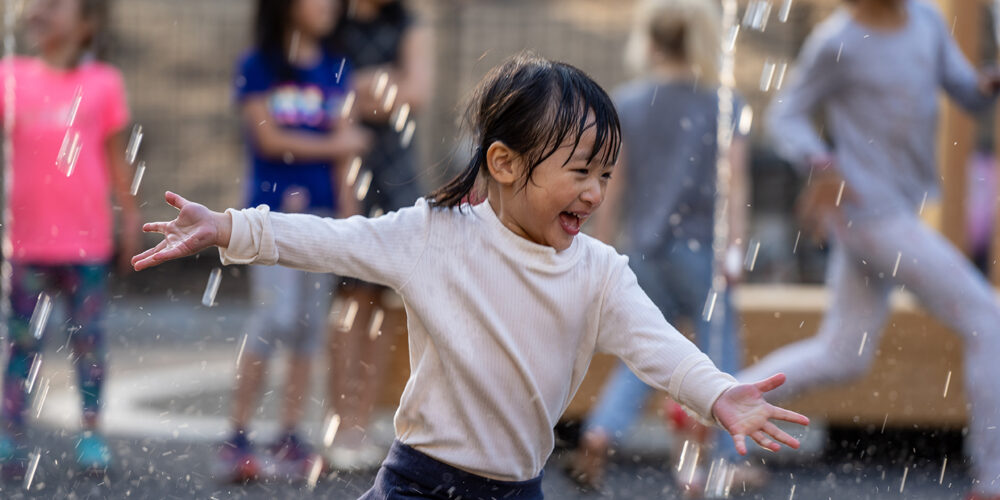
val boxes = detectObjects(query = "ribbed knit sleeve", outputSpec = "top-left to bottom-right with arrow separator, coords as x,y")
219,199 -> 432,290
595,255 -> 737,421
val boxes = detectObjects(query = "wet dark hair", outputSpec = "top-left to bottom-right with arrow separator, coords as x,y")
79,0 -> 109,60
429,53 -> 622,208
254,0 -> 337,80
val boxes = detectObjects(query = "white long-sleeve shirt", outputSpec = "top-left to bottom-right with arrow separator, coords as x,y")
220,199 -> 737,481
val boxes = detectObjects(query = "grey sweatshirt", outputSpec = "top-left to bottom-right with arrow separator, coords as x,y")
766,0 -> 994,219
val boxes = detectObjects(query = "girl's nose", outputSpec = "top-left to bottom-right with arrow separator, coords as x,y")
580,180 -> 603,207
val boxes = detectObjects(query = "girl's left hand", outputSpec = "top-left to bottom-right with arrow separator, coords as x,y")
711,373 -> 810,455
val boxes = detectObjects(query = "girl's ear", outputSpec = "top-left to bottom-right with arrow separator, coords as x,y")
485,141 -> 520,186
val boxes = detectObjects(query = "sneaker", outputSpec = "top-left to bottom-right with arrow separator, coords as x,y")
0,431 -> 27,480
75,431 -> 112,473
265,432 -> 323,482
214,431 -> 259,483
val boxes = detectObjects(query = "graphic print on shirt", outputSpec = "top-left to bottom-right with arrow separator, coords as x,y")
268,83 -> 346,129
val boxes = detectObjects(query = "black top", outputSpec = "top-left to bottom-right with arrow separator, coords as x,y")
334,1 -> 420,212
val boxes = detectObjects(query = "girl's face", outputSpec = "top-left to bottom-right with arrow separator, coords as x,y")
25,0 -> 93,52
291,0 -> 339,39
496,123 -> 614,251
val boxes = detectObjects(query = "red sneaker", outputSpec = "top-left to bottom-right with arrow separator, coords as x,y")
665,399 -> 711,443
213,433 -> 259,483
967,493 -> 1000,500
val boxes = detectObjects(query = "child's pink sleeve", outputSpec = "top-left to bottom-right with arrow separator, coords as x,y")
101,69 -> 130,137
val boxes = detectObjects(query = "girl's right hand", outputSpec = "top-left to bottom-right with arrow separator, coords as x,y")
132,192 -> 232,271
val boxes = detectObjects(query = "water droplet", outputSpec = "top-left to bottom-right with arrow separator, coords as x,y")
341,90 -> 356,119
778,0 -> 793,22
201,268 -> 222,307
337,299 -> 359,332
345,157 -> 362,186
28,293 -> 52,339
400,120 -> 416,148
355,170 -> 373,201
25,354 -> 42,394
373,72 -> 389,101
393,103 -> 410,133
383,83 -> 398,112
744,239 -> 761,272
759,59 -> 776,91
368,308 -> 385,341
23,447 -> 40,490
773,62 -> 788,90
676,440 -> 702,486
129,160 -> 146,196
65,86 -> 82,127
323,413 -> 341,447
738,105 -> 754,135
125,124 -> 143,165
742,0 -> 773,31
702,291 -> 718,322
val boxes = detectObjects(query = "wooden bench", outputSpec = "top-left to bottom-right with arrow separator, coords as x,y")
377,284 -> 971,428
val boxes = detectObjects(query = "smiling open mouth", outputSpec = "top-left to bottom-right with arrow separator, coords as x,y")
559,211 -> 584,235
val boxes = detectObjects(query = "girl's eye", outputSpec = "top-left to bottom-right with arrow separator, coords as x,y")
573,169 -> 589,175
601,172 -> 613,180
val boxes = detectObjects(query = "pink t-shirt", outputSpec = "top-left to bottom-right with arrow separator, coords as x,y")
3,57 -> 129,263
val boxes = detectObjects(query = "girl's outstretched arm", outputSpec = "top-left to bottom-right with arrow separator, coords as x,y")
132,192 -> 232,271
712,373 -> 810,455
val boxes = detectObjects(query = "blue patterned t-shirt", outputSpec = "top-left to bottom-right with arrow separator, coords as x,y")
235,49 -> 351,211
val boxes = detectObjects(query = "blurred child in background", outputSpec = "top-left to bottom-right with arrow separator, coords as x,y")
568,0 -> 755,493
0,0 -> 139,477
325,0 -> 431,470
219,0 -> 370,482
743,0 -> 1000,497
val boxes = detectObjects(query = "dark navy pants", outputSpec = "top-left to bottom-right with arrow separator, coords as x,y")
359,441 -> 544,499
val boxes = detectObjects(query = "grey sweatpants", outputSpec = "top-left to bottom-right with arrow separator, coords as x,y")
739,213 -> 1000,493
244,265 -> 335,358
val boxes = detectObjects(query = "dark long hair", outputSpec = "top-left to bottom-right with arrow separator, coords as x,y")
429,53 -> 622,208
254,0 -> 333,80
80,0 -> 110,60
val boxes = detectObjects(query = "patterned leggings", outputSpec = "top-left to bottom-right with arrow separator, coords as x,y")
4,263 -> 108,431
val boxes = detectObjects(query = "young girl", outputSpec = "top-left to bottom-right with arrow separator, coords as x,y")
221,0 -> 370,482
742,0 -> 1000,498
134,54 -> 808,499
569,0 -> 754,492
0,0 -> 139,476
326,0 -> 432,470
